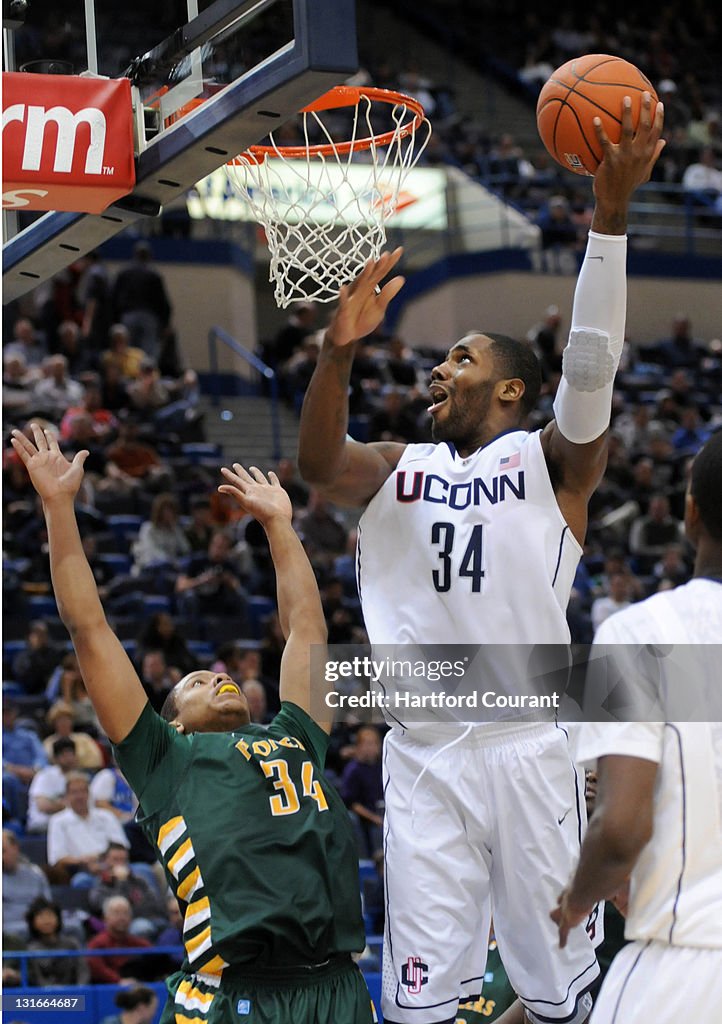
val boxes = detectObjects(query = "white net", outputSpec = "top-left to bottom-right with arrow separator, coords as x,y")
226,89 -> 431,307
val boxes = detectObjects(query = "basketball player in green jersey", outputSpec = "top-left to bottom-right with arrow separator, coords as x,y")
10,423 -> 375,1024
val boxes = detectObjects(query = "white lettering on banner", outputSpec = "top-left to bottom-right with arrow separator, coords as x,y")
2,103 -> 107,174
2,188 -> 50,208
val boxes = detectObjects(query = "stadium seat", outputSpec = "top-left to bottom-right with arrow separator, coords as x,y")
347,415 -> 370,442
3,557 -> 31,576
187,640 -> 215,658
96,553 -> 133,577
94,491 -> 138,516
140,595 -> 173,614
201,616 -> 238,647
180,442 -> 223,465
105,515 -> 144,544
247,596 -> 275,638
107,615 -> 144,640
173,617 -> 203,641
26,594 -> 58,618
19,833 -> 47,866
3,639 -> 26,672
121,639 -> 137,659
93,531 -> 132,555
50,885 -> 92,913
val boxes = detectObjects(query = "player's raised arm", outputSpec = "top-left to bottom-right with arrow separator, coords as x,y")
10,425 -> 148,744
297,248 -> 407,507
218,464 -> 334,732
541,93 -> 665,542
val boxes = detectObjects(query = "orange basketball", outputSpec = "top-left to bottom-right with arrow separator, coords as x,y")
536,54 -> 658,176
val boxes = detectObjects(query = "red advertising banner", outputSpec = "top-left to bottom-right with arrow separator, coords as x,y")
2,73 -> 136,214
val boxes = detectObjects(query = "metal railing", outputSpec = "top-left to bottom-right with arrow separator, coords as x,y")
2,944 -> 183,987
207,325 -> 281,461
475,176 -> 722,259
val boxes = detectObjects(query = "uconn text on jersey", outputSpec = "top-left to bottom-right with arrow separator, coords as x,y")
395,470 -> 526,507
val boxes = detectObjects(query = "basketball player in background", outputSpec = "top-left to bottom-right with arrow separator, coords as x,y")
10,425 -> 375,1024
298,94 -> 665,1024
552,430 -> 722,1023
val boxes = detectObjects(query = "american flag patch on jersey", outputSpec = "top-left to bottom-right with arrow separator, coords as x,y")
499,451 -> 521,470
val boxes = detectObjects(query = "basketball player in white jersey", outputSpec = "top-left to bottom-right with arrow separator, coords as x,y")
552,430 -> 722,1022
298,95 -> 665,1024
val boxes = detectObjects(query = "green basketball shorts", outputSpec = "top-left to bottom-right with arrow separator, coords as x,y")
161,954 -> 377,1024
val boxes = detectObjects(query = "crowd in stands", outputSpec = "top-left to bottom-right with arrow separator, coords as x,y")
10,0 -> 721,257
3,2 -> 720,998
3,243 -> 720,1001
374,0 -> 721,210
1,245 -> 391,985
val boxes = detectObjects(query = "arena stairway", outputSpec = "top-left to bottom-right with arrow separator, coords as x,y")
196,392 -> 302,468
358,0 -> 540,146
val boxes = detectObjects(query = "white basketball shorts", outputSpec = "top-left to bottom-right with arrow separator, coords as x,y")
381,723 -> 601,1024
591,940 -> 722,1022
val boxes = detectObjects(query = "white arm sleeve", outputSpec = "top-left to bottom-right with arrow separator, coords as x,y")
552,231 -> 628,444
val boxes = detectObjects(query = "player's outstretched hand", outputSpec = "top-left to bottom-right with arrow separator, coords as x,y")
218,464 -> 292,527
326,247 -> 405,348
593,91 -> 665,206
11,424 -> 88,503
550,888 -> 590,949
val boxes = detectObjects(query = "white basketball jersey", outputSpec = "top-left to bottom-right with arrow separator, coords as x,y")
357,429 -> 581,646
579,579 -> 722,949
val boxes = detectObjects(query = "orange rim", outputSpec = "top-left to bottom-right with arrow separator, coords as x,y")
231,85 -> 426,163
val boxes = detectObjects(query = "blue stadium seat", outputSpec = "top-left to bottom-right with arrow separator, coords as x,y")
26,595 -> 58,618
140,595 -> 173,614
107,615 -> 143,640
3,557 -> 31,575
19,833 -> 47,866
106,515 -> 144,543
96,553 -> 133,577
3,640 -> 26,665
50,885 -> 92,913
187,640 -> 215,658
180,442 -> 223,465
121,639 -> 137,659
247,596 -> 275,638
347,415 -> 369,442
201,616 -> 240,648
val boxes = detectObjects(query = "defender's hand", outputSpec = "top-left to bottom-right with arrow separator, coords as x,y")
11,424 -> 88,504
219,464 -> 292,527
326,248 -> 405,348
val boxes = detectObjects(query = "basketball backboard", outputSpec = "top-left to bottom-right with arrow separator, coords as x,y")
2,0 -> 358,302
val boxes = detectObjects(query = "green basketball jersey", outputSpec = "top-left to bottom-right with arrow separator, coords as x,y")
113,701 -> 365,979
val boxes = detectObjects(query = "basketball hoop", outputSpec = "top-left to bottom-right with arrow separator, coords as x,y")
226,85 -> 432,307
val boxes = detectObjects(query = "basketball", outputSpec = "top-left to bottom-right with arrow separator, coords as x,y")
536,54 -> 658,176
